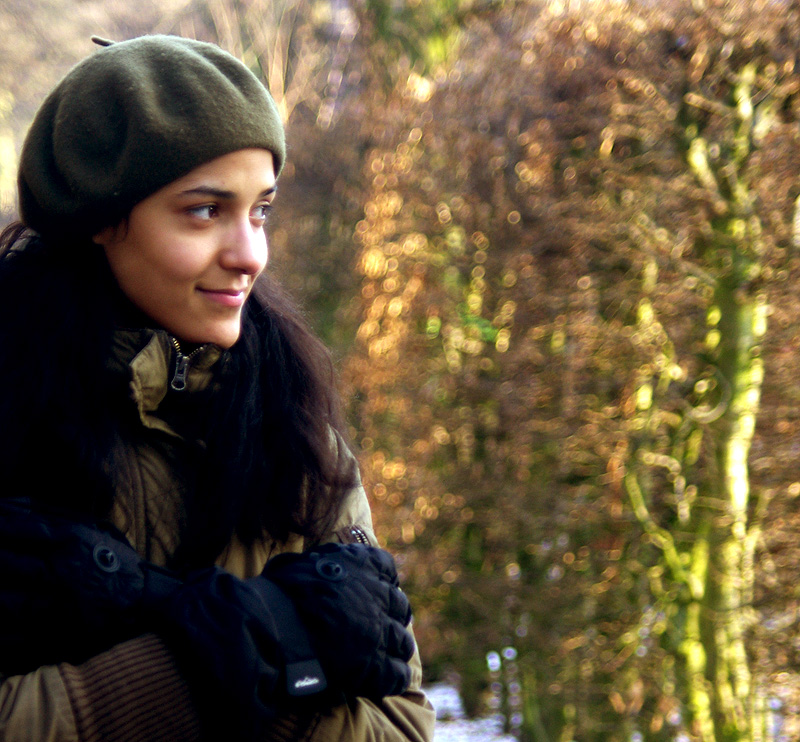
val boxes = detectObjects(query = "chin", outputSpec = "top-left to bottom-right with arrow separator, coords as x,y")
179,322 -> 242,348
206,331 -> 241,348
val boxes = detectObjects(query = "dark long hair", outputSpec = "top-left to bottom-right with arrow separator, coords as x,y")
0,222 -> 355,567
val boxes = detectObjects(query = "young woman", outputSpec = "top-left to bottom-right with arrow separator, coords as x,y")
0,35 -> 434,741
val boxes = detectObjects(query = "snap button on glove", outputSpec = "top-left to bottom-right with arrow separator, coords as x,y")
259,543 -> 415,701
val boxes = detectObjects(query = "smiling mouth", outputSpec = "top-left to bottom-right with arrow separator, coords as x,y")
197,287 -> 248,306
199,286 -> 247,295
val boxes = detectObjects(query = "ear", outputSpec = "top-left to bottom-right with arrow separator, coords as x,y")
92,225 -> 117,246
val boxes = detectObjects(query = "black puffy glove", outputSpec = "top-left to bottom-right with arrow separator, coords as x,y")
259,543 -> 415,701
162,543 -> 416,738
156,565 -> 315,740
162,544 -> 414,717
0,498 -> 177,674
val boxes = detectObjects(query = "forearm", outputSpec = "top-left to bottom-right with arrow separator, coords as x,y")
0,665 -> 78,742
59,634 -> 201,742
0,635 -> 432,742
0,634 -> 201,742
302,645 -> 434,742
308,692 -> 435,742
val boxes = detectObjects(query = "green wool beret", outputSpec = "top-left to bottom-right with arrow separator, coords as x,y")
18,35 -> 286,239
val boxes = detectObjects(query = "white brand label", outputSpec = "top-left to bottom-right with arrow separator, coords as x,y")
294,676 -> 321,689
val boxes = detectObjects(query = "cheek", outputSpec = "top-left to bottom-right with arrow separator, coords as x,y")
147,251 -> 204,284
108,242 -> 202,290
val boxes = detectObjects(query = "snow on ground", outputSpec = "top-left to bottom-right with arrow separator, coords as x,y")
433,717 -> 517,742
426,683 -> 518,742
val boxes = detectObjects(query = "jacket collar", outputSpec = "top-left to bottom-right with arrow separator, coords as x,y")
109,328 -> 223,436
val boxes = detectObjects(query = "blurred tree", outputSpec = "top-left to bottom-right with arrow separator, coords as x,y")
166,0 -> 352,123
342,0 -> 800,740
360,0 -> 502,75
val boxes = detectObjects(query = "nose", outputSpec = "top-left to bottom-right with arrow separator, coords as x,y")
220,216 -> 269,275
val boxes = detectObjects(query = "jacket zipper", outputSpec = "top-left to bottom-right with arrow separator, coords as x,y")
170,337 -> 206,391
347,525 -> 370,545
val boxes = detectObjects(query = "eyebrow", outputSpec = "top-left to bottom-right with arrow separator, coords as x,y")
178,185 -> 277,199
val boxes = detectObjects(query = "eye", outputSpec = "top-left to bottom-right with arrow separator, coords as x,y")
250,203 -> 272,226
187,204 -> 218,221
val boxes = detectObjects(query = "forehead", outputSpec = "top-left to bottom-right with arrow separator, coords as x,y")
162,149 -> 277,196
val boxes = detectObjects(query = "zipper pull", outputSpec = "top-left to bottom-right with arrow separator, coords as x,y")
170,337 -> 207,392
171,353 -> 189,391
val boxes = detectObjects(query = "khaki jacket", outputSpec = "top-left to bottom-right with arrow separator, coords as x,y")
0,330 -> 434,742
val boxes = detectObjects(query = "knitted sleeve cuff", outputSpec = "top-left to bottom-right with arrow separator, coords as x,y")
58,633 -> 201,742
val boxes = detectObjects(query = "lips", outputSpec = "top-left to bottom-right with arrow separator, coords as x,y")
203,287 -> 246,295
197,286 -> 248,307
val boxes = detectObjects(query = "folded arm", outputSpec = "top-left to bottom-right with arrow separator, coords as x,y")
0,500 -> 434,742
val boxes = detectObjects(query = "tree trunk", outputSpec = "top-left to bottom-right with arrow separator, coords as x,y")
700,271 -> 766,742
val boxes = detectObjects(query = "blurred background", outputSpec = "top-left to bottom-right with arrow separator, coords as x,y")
3,1 -> 800,740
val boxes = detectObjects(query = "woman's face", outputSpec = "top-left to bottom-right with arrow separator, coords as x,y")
95,148 -> 276,348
